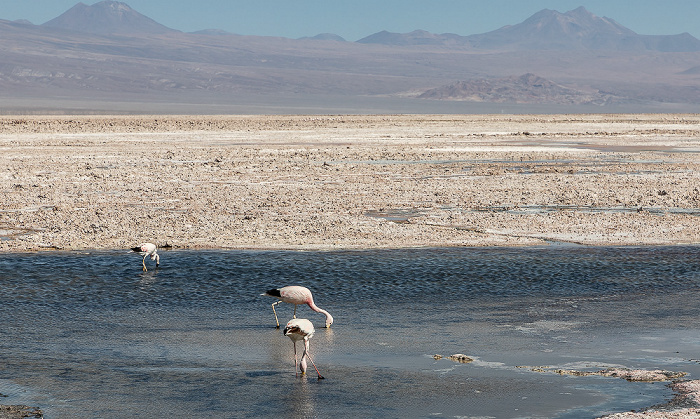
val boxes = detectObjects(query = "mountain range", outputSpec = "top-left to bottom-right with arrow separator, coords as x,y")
358,7 -> 700,52
1,1 -> 699,114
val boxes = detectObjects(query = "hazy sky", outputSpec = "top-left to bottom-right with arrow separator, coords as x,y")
2,0 -> 699,41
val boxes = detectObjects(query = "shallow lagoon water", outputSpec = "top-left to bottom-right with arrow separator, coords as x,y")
1,246 -> 700,418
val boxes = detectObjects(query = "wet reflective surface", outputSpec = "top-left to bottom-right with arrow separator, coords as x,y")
365,205 -> 700,223
1,246 -> 700,418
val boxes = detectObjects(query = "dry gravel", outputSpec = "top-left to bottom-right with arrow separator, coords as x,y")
2,113 -> 700,252
0,404 -> 42,419
3,112 -> 700,417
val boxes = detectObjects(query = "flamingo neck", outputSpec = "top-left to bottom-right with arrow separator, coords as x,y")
308,301 -> 333,326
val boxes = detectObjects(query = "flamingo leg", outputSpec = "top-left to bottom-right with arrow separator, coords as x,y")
271,301 -> 281,328
142,255 -> 147,272
293,341 -> 299,377
303,340 -> 324,379
293,304 -> 297,319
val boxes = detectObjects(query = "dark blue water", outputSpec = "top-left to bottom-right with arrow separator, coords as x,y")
1,246 -> 700,418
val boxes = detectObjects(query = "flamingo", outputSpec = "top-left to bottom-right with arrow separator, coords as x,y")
262,286 -> 333,328
131,242 -> 159,271
283,318 -> 324,379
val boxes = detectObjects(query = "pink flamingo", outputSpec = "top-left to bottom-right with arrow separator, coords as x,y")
284,318 -> 324,379
262,286 -> 333,329
131,242 -> 159,271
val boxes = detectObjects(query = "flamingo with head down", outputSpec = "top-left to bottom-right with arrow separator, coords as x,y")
131,242 -> 159,271
262,286 -> 333,328
283,318 -> 324,379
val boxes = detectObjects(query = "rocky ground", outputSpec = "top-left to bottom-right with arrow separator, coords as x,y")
0,403 -> 42,419
2,113 -> 700,252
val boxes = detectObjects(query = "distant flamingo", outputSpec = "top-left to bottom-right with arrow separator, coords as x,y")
284,318 -> 324,379
262,286 -> 333,328
131,242 -> 159,271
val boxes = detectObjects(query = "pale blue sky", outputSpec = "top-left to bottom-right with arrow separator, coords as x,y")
1,0 -> 698,41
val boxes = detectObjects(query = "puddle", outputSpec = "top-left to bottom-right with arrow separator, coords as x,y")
364,208 -> 430,223
573,144 -> 700,153
0,225 -> 42,241
499,205 -> 700,216
365,205 -> 700,222
0,205 -> 56,213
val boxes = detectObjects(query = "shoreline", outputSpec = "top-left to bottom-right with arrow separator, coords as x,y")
0,241 -> 697,255
3,114 -> 700,253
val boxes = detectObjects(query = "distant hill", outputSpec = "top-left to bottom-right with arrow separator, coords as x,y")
360,7 -> 700,52
357,30 -> 469,46
42,0 -> 177,35
190,29 -> 233,36
636,32 -> 700,52
300,33 -> 346,42
418,74 -> 619,105
680,66 -> 700,75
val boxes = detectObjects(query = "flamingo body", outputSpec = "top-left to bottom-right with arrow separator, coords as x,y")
283,318 -> 324,379
131,242 -> 159,271
262,286 -> 333,328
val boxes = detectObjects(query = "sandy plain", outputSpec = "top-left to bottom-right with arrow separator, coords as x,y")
2,113 -> 700,252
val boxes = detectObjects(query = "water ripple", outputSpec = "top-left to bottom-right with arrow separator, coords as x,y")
1,246 -> 699,313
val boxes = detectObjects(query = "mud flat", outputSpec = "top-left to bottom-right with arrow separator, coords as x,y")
2,113 -> 700,251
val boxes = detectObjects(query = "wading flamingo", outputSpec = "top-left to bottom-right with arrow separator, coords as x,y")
262,286 -> 333,328
131,243 -> 159,271
284,318 -> 324,379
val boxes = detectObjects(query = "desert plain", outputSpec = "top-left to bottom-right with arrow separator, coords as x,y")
2,113 -> 700,252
